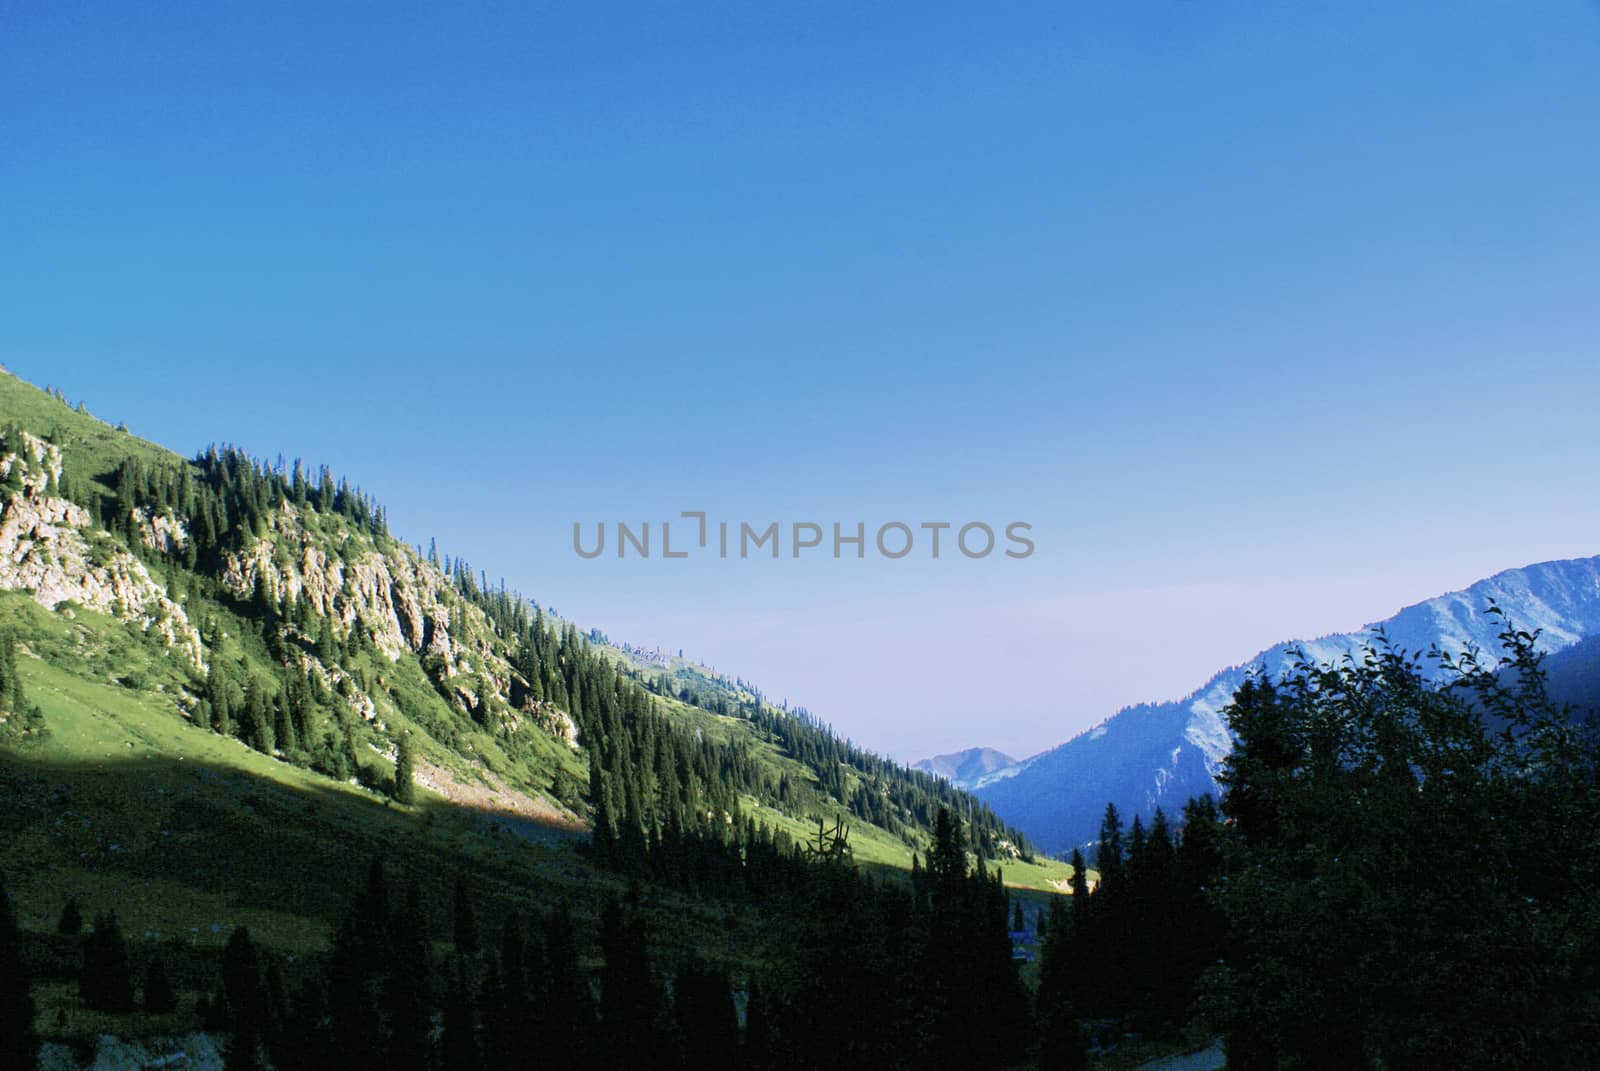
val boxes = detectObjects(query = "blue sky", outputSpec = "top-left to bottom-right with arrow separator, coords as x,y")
4,3 -> 1600,760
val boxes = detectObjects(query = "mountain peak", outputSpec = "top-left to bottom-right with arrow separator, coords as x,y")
911,746 -> 1017,789
978,553 -> 1600,854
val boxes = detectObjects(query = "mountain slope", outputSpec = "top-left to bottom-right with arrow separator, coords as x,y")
1535,632 -> 1600,721
912,747 -> 1017,789
0,367 -> 1060,897
977,556 -> 1600,854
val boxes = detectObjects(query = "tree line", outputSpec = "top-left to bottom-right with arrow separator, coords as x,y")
23,428 -> 1038,874
1032,607 -> 1600,1068
1,804 -> 1041,1071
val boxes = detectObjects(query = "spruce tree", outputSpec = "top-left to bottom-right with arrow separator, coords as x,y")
243,678 -> 274,754
743,979 -> 772,1071
143,959 -> 178,1014
383,885 -> 431,1071
599,892 -> 663,1068
80,911 -> 135,1012
207,661 -> 232,735
452,872 -> 478,955
540,904 -> 593,1068
441,960 -> 481,1071
392,734 -> 416,805
58,896 -> 83,935
221,927 -> 269,1071
672,959 -> 738,1071
0,874 -> 38,1071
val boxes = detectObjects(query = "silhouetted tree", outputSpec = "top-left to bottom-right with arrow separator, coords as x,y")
599,892 -> 665,1069
222,927 -> 269,1071
0,875 -> 38,1071
143,959 -> 177,1014
80,911 -> 135,1012
673,958 -> 738,1071
57,896 -> 83,935
453,872 -> 478,955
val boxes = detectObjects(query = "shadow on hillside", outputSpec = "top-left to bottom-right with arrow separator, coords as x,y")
0,744 -> 605,958
1,744 -> 767,1046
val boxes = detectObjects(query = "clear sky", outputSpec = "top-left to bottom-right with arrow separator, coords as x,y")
4,3 -> 1600,761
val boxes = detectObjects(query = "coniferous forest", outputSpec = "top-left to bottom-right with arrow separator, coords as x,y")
4,372 -> 1600,1069
10,2 -> 1600,1067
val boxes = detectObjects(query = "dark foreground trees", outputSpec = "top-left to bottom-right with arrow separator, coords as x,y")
1036,606 -> 1600,1068
1212,610 -> 1600,1068
1,874 -> 39,1071
177,807 -> 1029,1071
80,911 -> 136,1013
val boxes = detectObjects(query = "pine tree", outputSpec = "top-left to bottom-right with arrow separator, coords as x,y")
743,979 -> 771,1071
207,661 -> 232,735
599,892 -> 663,1068
273,691 -> 298,754
672,959 -> 738,1071
316,618 -> 340,666
58,897 -> 83,935
383,884 -> 431,1071
143,959 -> 178,1014
453,872 -> 478,955
0,874 -> 38,1071
242,678 -> 274,754
441,961 -> 481,1071
80,911 -> 135,1012
1038,889 -> 1088,1071
221,927 -> 269,1071
540,904 -> 593,1068
392,734 -> 416,805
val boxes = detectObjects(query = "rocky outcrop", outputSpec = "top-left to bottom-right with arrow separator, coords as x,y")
0,439 -> 203,669
0,425 -> 568,754
134,506 -> 189,556
220,506 -> 467,661
215,503 -> 563,738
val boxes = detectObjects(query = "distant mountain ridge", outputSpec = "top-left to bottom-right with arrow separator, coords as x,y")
975,555 -> 1600,855
911,747 -> 1016,789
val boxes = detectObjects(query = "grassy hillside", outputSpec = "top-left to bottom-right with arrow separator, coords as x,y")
0,591 -> 776,1049
0,366 -> 1057,879
0,365 -> 1086,1052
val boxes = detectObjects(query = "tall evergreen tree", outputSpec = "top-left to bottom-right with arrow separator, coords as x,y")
452,872 -> 478,955
383,884 -> 432,1071
539,904 -> 593,1068
57,896 -> 83,935
80,911 -> 135,1012
599,892 -> 665,1069
143,959 -> 178,1014
392,734 -> 416,805
673,959 -> 739,1071
206,660 -> 232,735
441,960 -> 481,1071
221,927 -> 270,1071
0,875 -> 38,1071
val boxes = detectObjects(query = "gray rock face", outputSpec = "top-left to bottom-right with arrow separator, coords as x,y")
977,555 -> 1600,855
0,431 -> 203,667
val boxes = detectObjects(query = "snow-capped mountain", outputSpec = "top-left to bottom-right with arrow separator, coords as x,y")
976,555 -> 1600,856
